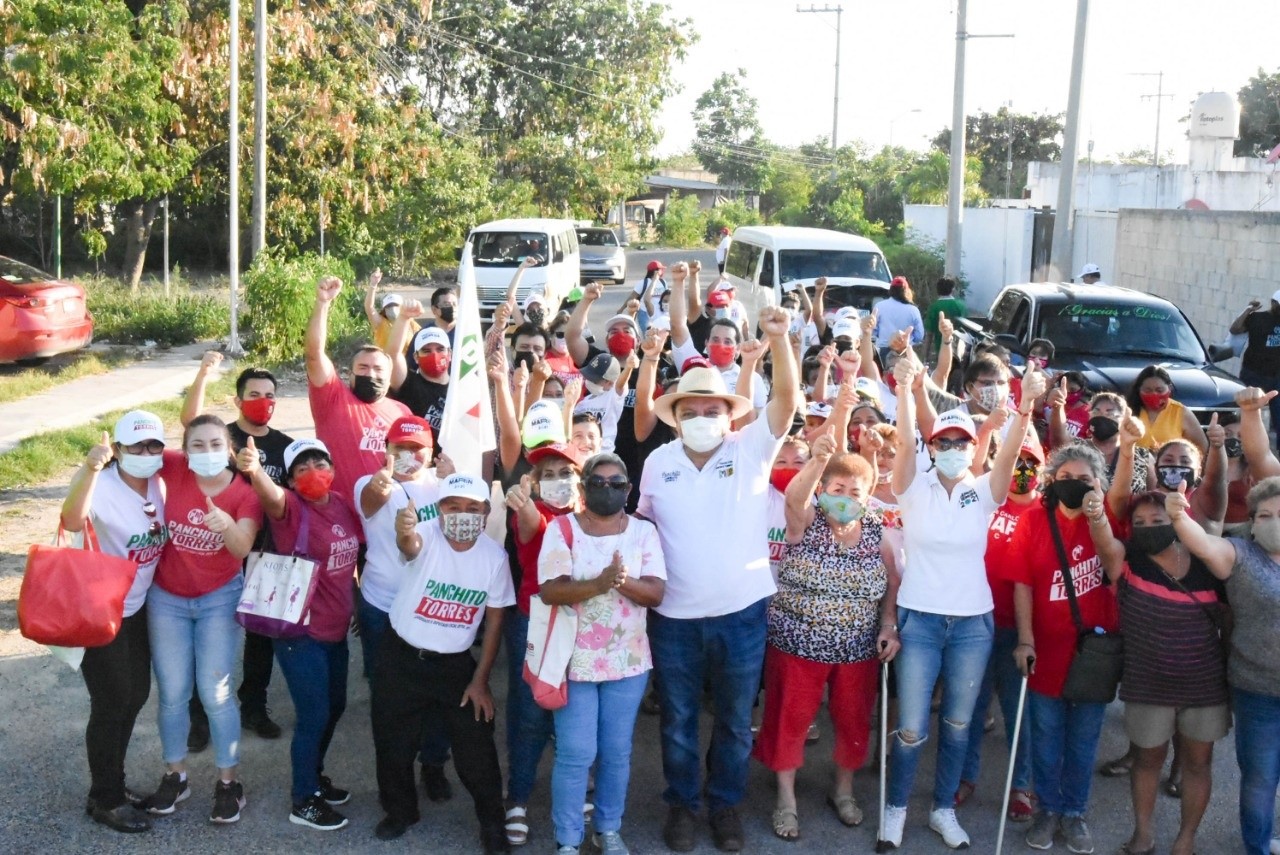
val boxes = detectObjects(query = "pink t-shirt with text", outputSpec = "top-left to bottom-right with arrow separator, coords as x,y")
309,374 -> 411,501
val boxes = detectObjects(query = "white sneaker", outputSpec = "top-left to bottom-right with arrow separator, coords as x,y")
928,807 -> 971,849
879,805 -> 907,848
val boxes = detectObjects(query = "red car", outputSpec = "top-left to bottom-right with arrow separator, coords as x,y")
0,255 -> 94,365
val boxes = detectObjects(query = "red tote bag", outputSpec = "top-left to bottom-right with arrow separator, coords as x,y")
19,521 -> 139,647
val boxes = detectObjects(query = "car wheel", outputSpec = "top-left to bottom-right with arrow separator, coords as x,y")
14,357 -> 49,367
614,278 -> 626,285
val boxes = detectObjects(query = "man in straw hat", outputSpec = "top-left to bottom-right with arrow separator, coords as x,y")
637,305 -> 800,853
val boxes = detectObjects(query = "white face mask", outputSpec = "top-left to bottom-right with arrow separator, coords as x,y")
934,448 -> 973,479
550,337 -> 568,354
187,451 -> 228,478
971,385 -> 1005,413
680,415 -> 728,453
120,453 -> 163,479
539,476 -> 577,509
584,380 -> 605,396
441,512 -> 485,543
393,450 -> 424,477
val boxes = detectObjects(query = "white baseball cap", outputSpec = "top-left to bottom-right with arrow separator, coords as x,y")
834,306 -> 859,321
832,318 -> 860,340
412,327 -> 451,353
806,401 -> 833,419
283,437 -> 331,472
114,410 -> 165,445
440,472 -> 489,503
522,293 -> 546,312
1078,263 -> 1102,278
712,280 -> 735,293
930,408 -> 978,442
522,399 -> 565,448
380,293 -> 403,310
649,315 -> 672,332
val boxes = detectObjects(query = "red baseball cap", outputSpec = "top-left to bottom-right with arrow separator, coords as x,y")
707,290 -> 732,308
527,441 -> 585,469
681,355 -> 712,374
386,416 -> 433,448
1020,435 -> 1045,463
647,260 -> 664,273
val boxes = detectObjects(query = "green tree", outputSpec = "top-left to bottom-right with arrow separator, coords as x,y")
0,0 -> 197,288
759,156 -> 813,221
899,151 -> 985,206
932,108 -> 1063,198
691,70 -> 772,194
656,193 -> 707,248
1235,68 -> 1280,157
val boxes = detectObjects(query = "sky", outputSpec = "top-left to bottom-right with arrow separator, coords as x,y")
654,0 -> 1277,164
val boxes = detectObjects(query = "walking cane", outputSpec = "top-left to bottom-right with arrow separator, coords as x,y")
994,655 -> 1034,855
875,641 -> 891,853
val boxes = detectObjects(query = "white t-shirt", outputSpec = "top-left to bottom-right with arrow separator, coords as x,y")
574,388 -> 625,452
86,466 -> 166,617
716,236 -> 732,264
353,471 -> 440,612
389,524 -> 515,653
637,416 -> 783,619
670,339 -> 769,410
893,467 -> 997,616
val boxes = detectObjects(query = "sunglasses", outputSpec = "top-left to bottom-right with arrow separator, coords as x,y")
585,475 -> 629,491
124,440 -> 165,455
142,501 -> 163,537
932,437 -> 973,452
553,330 -> 567,339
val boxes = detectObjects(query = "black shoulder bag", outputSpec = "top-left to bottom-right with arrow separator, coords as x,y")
1047,504 -> 1125,704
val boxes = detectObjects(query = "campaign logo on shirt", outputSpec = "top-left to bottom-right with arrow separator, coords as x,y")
125,527 -> 168,565
662,470 -> 681,483
1050,555 -> 1103,602
359,418 -> 392,453
327,529 -> 360,572
958,488 -> 979,508
415,502 -> 440,523
714,459 -> 735,479
413,579 -> 488,625
767,526 -> 787,563
168,518 -> 224,553
989,508 -> 1019,540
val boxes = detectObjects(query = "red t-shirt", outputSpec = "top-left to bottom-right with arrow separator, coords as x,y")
268,490 -> 362,643
513,501 -> 573,615
156,451 -> 262,598
1001,503 -> 1119,698
1059,403 -> 1092,446
985,496 -> 1037,629
309,374 -> 410,503
544,351 -> 581,387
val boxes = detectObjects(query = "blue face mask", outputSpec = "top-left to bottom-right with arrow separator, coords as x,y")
817,492 -> 866,526
934,448 -> 972,479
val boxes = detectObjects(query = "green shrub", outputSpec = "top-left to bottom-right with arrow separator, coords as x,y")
242,251 -> 364,363
882,237 -> 967,315
705,200 -> 762,239
88,281 -> 229,346
656,192 -> 708,248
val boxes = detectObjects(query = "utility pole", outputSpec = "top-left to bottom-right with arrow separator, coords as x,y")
52,195 -> 61,279
250,0 -> 267,260
1050,0 -> 1090,284
162,196 -> 170,297
1129,71 -> 1173,167
945,0 -> 1014,277
227,0 -> 244,356
796,4 -> 843,148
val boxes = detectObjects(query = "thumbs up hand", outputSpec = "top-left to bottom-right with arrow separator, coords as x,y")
1206,412 -> 1225,450
203,496 -> 233,533
87,430 -> 113,472
236,435 -> 261,475
371,453 -> 396,496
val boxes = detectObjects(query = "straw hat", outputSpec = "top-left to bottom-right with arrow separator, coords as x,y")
653,367 -> 753,427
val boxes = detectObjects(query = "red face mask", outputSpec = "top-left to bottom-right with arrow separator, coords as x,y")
239,397 -> 275,426
1065,391 -> 1084,408
708,343 -> 737,368
1140,391 -> 1170,411
770,468 -> 801,493
606,332 -> 636,359
417,352 -> 450,377
293,468 -> 334,501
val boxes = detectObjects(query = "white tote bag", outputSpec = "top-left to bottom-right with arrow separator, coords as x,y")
523,516 -> 579,710
235,508 -> 319,639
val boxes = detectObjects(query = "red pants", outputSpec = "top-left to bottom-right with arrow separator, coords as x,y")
753,645 -> 879,772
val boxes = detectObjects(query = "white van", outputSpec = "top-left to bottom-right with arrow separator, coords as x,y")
465,218 -> 581,320
722,226 -> 893,317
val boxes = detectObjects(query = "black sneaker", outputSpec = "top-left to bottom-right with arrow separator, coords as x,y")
663,805 -> 698,853
242,707 -> 283,739
143,772 -> 190,816
420,763 -> 452,802
709,807 -> 744,852
187,716 -> 210,753
210,780 -> 246,824
375,815 -> 416,840
88,803 -> 152,833
318,775 -> 350,806
290,793 -> 348,831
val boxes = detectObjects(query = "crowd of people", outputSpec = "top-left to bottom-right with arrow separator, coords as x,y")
58,261 -> 1280,855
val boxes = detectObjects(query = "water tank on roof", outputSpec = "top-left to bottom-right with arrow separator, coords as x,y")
1189,91 -> 1240,139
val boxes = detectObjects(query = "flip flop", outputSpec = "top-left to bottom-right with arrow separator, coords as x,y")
772,807 -> 800,841
826,793 -> 864,827
504,805 -> 528,846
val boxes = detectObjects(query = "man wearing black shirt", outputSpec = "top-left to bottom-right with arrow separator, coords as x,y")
387,324 -> 452,445
182,354 -> 294,744
1231,291 -> 1280,443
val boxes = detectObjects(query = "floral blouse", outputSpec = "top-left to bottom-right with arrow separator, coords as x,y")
537,514 -> 667,682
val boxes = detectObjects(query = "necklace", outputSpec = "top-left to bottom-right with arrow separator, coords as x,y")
579,510 -> 626,537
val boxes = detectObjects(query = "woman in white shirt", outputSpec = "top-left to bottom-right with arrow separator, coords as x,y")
60,411 -> 169,833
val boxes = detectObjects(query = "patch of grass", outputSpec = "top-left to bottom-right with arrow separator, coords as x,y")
0,374 -> 237,492
87,280 -> 229,346
0,350 -> 136,405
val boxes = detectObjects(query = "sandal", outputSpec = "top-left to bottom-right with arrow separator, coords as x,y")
1118,841 -> 1156,854
1162,775 -> 1182,798
826,793 -> 863,827
1007,789 -> 1035,823
771,807 -> 800,841
504,805 -> 529,846
954,779 -> 977,807
1098,754 -> 1134,777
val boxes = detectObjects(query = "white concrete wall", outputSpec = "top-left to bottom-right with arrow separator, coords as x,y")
1072,211 -> 1117,282
904,204 -> 1035,315
1028,161 -> 1280,213
1114,210 -> 1280,375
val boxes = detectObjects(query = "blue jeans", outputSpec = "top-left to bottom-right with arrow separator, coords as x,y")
1027,690 -> 1106,816
504,609 -> 554,804
355,587 -> 450,767
961,625 -> 1031,790
147,576 -> 244,769
551,674 -> 648,846
649,597 -> 767,812
887,608 -> 994,809
274,636 -> 349,804
1234,686 -> 1280,855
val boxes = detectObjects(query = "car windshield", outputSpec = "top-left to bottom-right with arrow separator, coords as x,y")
804,284 -> 888,314
0,257 -> 52,286
1037,302 -> 1207,361
779,249 -> 892,284
576,229 -> 618,247
471,232 -> 548,267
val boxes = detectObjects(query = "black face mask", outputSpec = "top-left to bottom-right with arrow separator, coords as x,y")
351,374 -> 387,403
1088,415 -> 1119,441
1157,464 -> 1197,491
1049,478 -> 1092,510
1130,523 -> 1178,555
835,340 -> 853,354
526,308 -> 546,327
513,351 -> 537,372
583,484 -> 629,516
1225,437 -> 1244,459
436,306 -> 455,324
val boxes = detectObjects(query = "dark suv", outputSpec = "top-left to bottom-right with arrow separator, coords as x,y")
955,282 -> 1243,421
